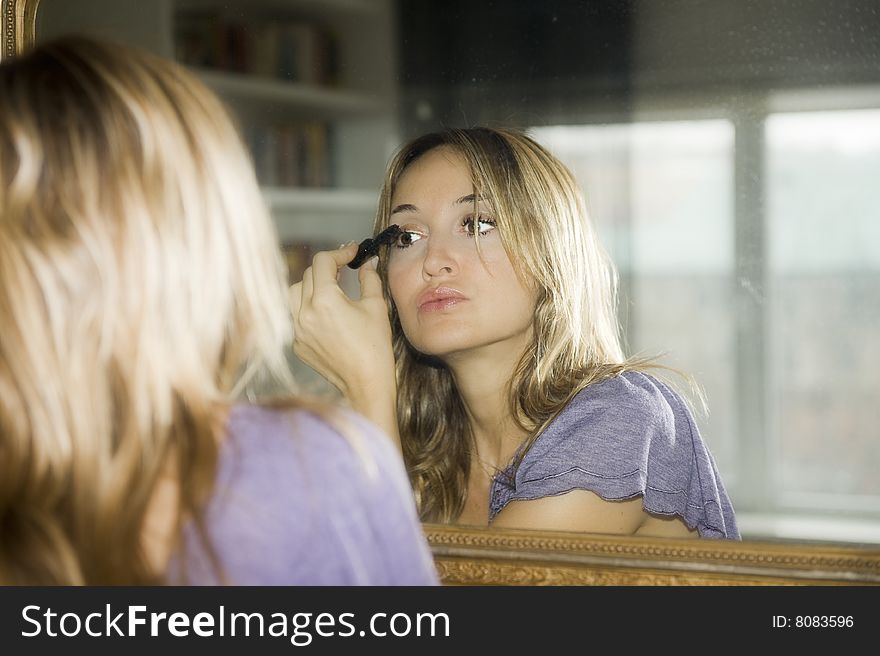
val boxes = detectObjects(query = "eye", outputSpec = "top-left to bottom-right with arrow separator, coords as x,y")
462,215 -> 497,237
393,229 -> 425,249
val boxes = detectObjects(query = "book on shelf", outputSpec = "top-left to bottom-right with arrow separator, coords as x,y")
174,11 -> 338,85
243,122 -> 333,189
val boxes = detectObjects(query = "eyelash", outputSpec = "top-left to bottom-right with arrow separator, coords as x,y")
393,231 -> 422,249
462,215 -> 497,237
392,216 -> 497,249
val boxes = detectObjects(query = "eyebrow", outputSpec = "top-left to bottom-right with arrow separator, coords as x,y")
390,194 -> 488,215
390,203 -> 418,215
455,194 -> 484,205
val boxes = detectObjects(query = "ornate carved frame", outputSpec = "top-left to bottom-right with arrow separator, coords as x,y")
424,524 -> 880,585
1,0 -> 39,60
6,0 -> 880,587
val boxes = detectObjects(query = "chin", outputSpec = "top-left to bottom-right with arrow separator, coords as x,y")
409,340 -> 472,360
404,327 -> 479,359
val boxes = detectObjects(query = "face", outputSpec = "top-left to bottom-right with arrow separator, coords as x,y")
386,147 -> 538,362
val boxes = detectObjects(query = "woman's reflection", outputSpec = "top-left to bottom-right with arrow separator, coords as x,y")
291,127 -> 738,540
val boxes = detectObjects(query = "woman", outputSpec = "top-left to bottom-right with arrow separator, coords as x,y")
0,36 -> 438,585
291,127 -> 739,539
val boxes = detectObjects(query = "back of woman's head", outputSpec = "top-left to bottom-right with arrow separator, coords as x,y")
0,36 -> 292,583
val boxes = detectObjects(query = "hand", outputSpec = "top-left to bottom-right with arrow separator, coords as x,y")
289,244 -> 399,442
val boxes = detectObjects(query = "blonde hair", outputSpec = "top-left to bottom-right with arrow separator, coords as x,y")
375,127 -> 664,522
0,36 -> 296,583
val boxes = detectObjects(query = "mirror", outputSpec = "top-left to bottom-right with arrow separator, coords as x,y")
423,523 -> 879,585
4,0 -> 879,565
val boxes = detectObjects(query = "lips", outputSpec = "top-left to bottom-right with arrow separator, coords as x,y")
417,286 -> 467,313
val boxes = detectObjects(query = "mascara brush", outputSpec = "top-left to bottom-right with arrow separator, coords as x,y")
347,224 -> 402,269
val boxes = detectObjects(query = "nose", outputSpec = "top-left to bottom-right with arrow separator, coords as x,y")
421,233 -> 458,280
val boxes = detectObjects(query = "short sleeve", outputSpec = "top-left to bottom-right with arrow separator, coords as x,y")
490,371 -> 740,539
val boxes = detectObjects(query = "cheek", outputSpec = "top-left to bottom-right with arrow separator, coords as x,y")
477,245 -> 525,288
386,262 -> 411,311
482,251 -> 538,311
504,281 -> 538,318
386,247 -> 417,277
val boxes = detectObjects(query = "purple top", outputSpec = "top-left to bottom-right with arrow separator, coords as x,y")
490,371 -> 740,539
174,405 -> 439,584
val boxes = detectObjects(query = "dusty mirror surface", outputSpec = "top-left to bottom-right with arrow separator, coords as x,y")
8,0 -> 880,551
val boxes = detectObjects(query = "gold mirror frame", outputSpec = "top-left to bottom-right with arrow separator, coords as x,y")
5,0 -> 880,586
1,0 -> 39,60
424,524 -> 880,585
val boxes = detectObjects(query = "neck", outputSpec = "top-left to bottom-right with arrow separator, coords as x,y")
444,337 -> 531,469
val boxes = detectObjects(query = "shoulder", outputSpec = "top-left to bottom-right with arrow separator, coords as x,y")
521,371 -> 680,471
183,403 -> 437,585
224,403 -> 402,484
563,370 -> 683,431
495,372 -> 739,539
498,371 -> 681,510
221,403 -> 413,515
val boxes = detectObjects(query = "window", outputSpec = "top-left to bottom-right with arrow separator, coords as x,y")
766,109 -> 880,510
532,109 -> 880,539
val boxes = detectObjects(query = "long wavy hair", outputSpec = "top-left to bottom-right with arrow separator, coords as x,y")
0,37 -> 297,584
374,127 -> 669,523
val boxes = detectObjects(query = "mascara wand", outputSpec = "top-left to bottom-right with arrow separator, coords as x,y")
347,225 -> 402,269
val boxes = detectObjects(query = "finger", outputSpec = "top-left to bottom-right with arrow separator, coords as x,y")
301,265 -> 314,303
312,243 -> 358,289
357,256 -> 385,300
289,281 -> 303,321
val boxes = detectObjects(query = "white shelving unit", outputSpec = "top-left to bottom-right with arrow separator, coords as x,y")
37,0 -> 398,247
194,68 -> 388,118
263,187 -> 378,213
173,0 -> 398,246
264,188 -> 378,244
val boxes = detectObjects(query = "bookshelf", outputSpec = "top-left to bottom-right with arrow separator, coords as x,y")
193,69 -> 387,117
171,0 -> 398,249
36,0 -> 398,248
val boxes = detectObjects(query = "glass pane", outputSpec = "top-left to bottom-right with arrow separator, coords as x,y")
766,109 -> 880,506
531,121 -> 737,481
